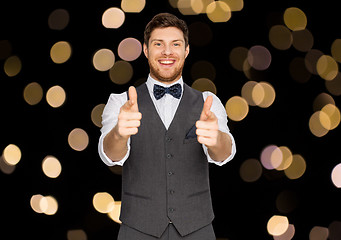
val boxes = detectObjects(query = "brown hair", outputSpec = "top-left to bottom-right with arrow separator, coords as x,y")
144,13 -> 189,47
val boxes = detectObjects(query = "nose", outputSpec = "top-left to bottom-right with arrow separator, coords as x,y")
162,45 -> 173,56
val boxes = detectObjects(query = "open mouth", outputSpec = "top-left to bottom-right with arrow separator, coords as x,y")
158,59 -> 175,66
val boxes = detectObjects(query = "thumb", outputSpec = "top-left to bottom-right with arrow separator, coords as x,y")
200,95 -> 213,121
128,86 -> 138,112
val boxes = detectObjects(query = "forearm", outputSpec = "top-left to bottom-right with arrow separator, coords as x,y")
207,131 -> 232,162
103,126 -> 129,162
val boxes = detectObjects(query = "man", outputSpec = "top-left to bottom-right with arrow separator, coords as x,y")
98,13 -> 236,240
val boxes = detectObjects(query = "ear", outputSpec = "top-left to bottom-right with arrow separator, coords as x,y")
185,44 -> 190,59
143,43 -> 149,59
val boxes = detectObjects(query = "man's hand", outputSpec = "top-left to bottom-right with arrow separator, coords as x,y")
195,96 -> 219,147
115,86 -> 142,139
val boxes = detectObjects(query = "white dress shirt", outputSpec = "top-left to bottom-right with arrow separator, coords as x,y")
98,75 -> 236,166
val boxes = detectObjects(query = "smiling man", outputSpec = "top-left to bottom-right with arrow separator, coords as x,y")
98,13 -> 236,240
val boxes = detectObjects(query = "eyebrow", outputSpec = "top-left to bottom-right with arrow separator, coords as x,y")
150,39 -> 184,43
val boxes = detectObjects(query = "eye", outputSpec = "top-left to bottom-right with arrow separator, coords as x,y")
154,42 -> 162,46
173,42 -> 181,47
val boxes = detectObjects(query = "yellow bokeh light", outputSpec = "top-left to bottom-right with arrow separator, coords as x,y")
225,96 -> 249,121
68,128 -> 89,151
93,192 -> 115,214
0,155 -> 16,174
41,195 -> 58,215
309,111 -> 329,137
269,25 -> 293,51
221,0 -> 243,11
48,8 -> 70,30
283,7 -> 307,31
23,82 -> 43,105
239,158 -> 263,182
316,55 -> 339,81
273,224 -> 295,240
178,0 -> 203,15
309,226 -> 329,240
258,82 -> 276,108
241,81 -> 258,106
305,49 -> 324,75
118,38 -> 142,61
91,104 -> 105,128
267,215 -> 289,236
284,154 -> 306,180
121,0 -> 146,13
67,229 -> 87,240
4,55 -> 21,77
3,144 -> 21,166
191,78 -> 217,94
46,85 -> 66,108
50,41 -> 72,64
321,104 -> 340,130
102,7 -> 125,29
326,73 -> 341,96
313,92 -> 335,112
108,201 -> 122,224
251,83 -> 265,106
206,1 -> 231,23
260,145 -> 283,170
93,49 -> 115,71
109,60 -> 133,85
229,46 -> 248,71
331,39 -> 341,63
42,155 -> 62,178
292,29 -> 314,52
276,146 -> 293,171
30,194 -> 45,214
331,163 -> 341,188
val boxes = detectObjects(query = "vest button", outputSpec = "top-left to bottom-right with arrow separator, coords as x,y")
169,208 -> 175,213
169,190 -> 175,194
168,172 -> 173,176
166,137 -> 172,142
166,153 -> 172,159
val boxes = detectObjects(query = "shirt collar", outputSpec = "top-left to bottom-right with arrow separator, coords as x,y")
146,74 -> 184,95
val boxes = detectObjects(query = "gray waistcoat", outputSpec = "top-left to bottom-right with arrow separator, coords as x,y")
120,83 -> 214,237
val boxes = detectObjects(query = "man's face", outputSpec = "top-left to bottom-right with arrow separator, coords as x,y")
144,27 -> 190,84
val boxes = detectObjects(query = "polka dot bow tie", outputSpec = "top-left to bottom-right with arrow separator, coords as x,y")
153,83 -> 182,100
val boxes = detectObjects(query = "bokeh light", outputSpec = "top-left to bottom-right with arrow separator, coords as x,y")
190,60 -> 216,80
121,0 -> 146,13
108,201 -> 122,224
267,215 -> 289,236
229,46 -> 248,71
260,144 -> 282,170
248,45 -> 272,71
41,195 -> 58,215
93,49 -> 115,71
273,224 -> 295,240
221,0 -> 244,11
309,111 -> 330,137
305,49 -> 324,75
48,9 -> 70,30
50,41 -> 72,64
225,96 -> 249,121
93,192 -> 115,214
269,25 -> 293,50
313,93 -> 335,112
4,55 -> 21,77
0,40 -> 12,60
316,55 -> 339,81
191,78 -> 217,94
276,146 -> 293,171
206,1 -> 231,23
0,155 -> 16,174
67,229 -> 87,240
284,154 -> 306,180
46,85 -> 66,108
23,82 -> 43,105
109,60 -> 133,85
239,158 -> 263,182
309,226 -> 329,240
30,194 -> 45,214
325,73 -> 341,96
91,104 -> 105,128
3,144 -> 21,166
328,221 -> 341,240
331,163 -> 341,188
118,38 -> 142,61
102,7 -> 125,29
42,155 -> 62,178
331,39 -> 341,63
292,29 -> 314,52
68,128 -> 89,151
283,7 -> 307,31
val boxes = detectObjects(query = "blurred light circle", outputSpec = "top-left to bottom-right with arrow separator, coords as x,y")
328,221 -> 341,240
241,81 -> 258,106
283,7 -> 307,31
50,41 -> 72,64
93,49 -> 115,71
273,224 -> 295,240
247,45 -> 271,71
30,194 -> 45,214
4,55 -> 21,77
316,55 -> 339,81
260,145 -> 283,170
321,104 -> 340,130
309,226 -> 329,240
41,196 -> 58,215
331,163 -> 341,188
269,25 -> 292,50
177,0 -> 204,15
326,73 -> 341,96
223,0 -> 244,11
276,146 -> 293,171
191,78 -> 217,94
267,215 -> 289,236
292,29 -> 314,52
118,38 -> 142,61
3,144 -> 21,166
46,85 -> 66,108
102,7 -> 125,29
93,192 -> 115,213
109,60 -> 133,85
108,201 -> 122,224
121,0 -> 146,13
68,128 -> 89,151
23,82 -> 43,105
91,104 -> 105,128
229,46 -> 248,71
0,156 -> 16,174
67,229 -> 87,240
0,40 -> 12,60
305,49 -> 324,75
309,111 -> 329,137
206,1 -> 231,22
331,39 -> 341,63
313,92 -> 335,112
48,9 -> 70,30
284,154 -> 306,180
190,60 -> 216,81
239,158 -> 263,182
42,155 -> 62,178
258,81 -> 276,108
225,96 -> 249,121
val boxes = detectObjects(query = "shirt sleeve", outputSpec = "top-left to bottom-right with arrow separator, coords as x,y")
98,92 -> 130,166
202,91 -> 236,166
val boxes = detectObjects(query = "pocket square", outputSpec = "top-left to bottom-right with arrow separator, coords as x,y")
185,124 -> 197,139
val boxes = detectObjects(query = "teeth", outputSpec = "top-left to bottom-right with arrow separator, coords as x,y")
160,60 -> 174,64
